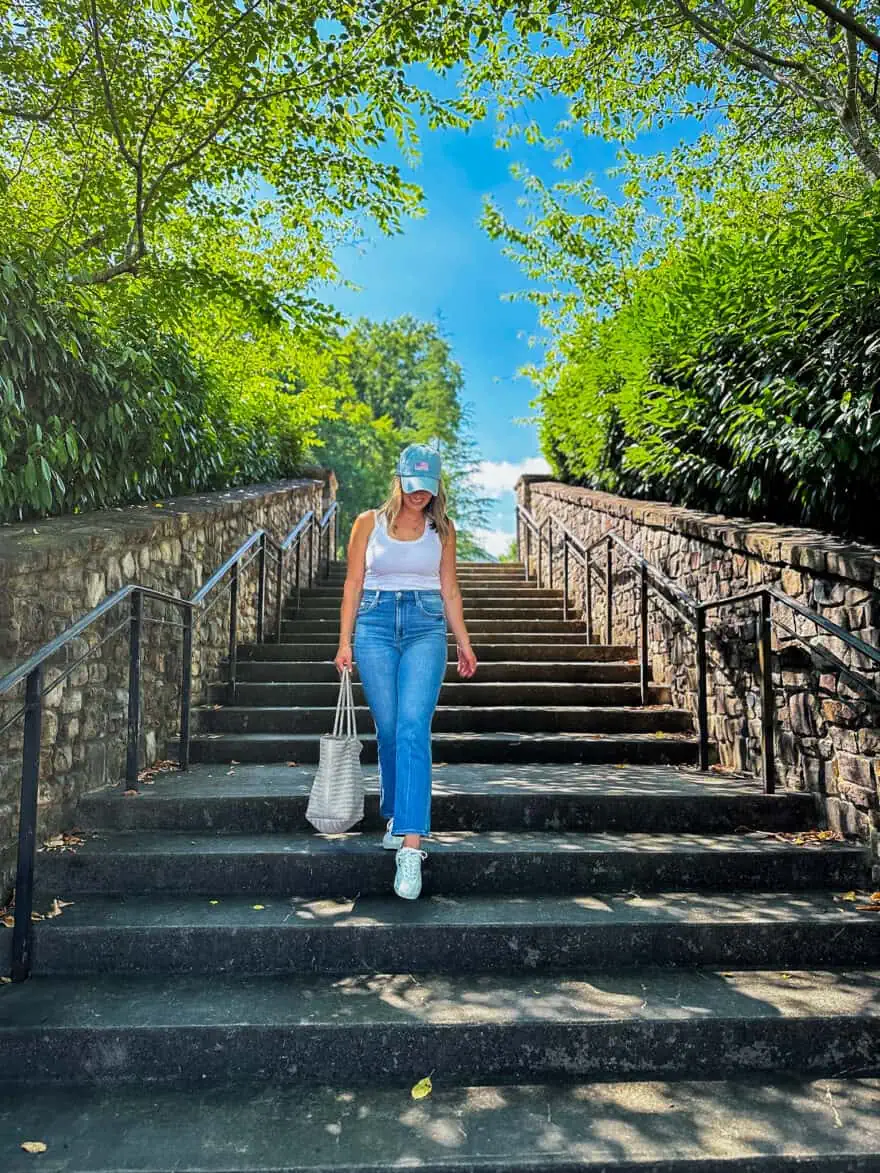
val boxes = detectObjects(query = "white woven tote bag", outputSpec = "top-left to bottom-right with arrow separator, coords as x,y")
306,667 -> 365,834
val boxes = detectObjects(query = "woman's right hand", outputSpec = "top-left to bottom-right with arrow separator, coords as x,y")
334,643 -> 354,674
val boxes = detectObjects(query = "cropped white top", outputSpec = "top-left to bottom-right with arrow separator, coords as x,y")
363,509 -> 442,591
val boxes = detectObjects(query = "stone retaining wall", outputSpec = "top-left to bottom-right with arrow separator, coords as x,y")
0,472 -> 336,896
517,478 -> 880,858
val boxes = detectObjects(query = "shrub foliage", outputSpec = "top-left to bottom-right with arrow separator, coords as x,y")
0,256 -> 312,521
540,188 -> 880,542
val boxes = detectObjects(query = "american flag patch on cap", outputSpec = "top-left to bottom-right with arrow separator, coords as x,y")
414,461 -> 429,470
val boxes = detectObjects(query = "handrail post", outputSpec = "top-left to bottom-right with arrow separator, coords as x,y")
605,537 -> 613,645
516,511 -> 522,567
696,607 -> 709,771
525,520 -> 531,581
180,608 -> 193,770
562,538 -> 569,622
295,541 -> 302,613
125,590 -> 143,788
11,665 -> 42,982
275,548 -> 285,643
548,518 -> 554,590
758,590 -> 776,794
256,533 -> 267,644
585,551 -> 594,644
309,518 -> 315,586
639,564 -> 649,706
228,559 -> 239,705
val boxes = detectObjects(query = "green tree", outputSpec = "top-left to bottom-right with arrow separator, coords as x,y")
0,0 -> 496,298
471,1 -> 880,327
312,317 -> 493,558
537,183 -> 880,541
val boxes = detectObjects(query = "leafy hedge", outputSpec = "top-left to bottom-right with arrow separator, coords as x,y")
0,257 -> 310,521
541,187 -> 880,542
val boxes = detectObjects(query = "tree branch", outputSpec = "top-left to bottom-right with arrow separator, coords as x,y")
803,0 -> 880,56
88,0 -> 138,169
137,0 -> 266,164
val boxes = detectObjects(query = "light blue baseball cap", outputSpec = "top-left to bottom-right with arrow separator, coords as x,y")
397,443 -> 441,495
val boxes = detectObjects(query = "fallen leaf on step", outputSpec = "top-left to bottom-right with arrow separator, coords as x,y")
30,912 -> 44,922
841,891 -> 858,901
45,899 -> 74,919
286,761 -> 299,767
780,973 -> 792,980
1,915 -> 13,928
20,1141 -> 47,1154
40,833 -> 85,852
872,892 -> 880,902
123,789 -> 139,797
856,904 -> 880,912
0,976 -> 11,983
209,900 -> 220,906
252,904 -> 265,911
411,1075 -> 433,1100
230,759 -> 240,765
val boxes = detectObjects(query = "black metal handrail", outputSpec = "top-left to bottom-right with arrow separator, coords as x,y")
515,502 -> 880,797
1,495 -> 337,982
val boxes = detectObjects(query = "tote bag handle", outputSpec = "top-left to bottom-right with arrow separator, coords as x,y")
332,667 -> 356,738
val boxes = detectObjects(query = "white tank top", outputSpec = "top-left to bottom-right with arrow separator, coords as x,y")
363,509 -> 442,591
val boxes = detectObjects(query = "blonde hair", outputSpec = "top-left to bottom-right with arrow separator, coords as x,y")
379,474 -> 451,544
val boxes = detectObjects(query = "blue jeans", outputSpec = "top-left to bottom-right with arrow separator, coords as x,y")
353,589 -> 447,837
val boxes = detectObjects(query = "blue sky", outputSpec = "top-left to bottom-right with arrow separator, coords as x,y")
323,78 -> 680,555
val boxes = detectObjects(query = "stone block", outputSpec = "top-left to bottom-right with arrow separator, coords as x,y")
837,780 -> 877,811
788,692 -> 817,736
830,728 -> 859,754
834,752 -> 874,788
84,571 -> 105,609
59,685 -> 82,713
780,568 -> 804,598
821,700 -> 859,726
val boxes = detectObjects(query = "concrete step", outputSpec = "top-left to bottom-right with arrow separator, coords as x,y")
301,586 -> 564,599
193,705 -> 693,736
77,763 -> 816,835
237,643 -> 638,663
288,603 -> 575,620
1,1077 -> 878,1172
34,829 -> 868,897
281,618 -> 588,636
181,730 -> 698,766
1,968 -> 878,1086
233,659 -> 645,683
207,681 -> 672,707
18,890 -> 880,977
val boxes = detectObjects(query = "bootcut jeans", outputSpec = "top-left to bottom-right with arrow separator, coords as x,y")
353,589 -> 447,837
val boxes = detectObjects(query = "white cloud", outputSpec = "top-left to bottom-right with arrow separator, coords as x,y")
471,528 -> 517,557
469,457 -> 552,499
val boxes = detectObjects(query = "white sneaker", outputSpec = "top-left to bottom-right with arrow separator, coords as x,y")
394,846 -> 427,900
382,818 -> 404,850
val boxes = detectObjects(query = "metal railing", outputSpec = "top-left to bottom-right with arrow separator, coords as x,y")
0,498 -> 337,982
516,503 -> 880,794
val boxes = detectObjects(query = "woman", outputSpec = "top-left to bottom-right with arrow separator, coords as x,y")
334,443 -> 478,900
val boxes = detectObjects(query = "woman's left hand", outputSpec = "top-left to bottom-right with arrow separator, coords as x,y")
457,641 -> 478,678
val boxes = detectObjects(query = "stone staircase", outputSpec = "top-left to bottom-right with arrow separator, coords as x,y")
1,560 -> 880,1171
188,560 -> 698,765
